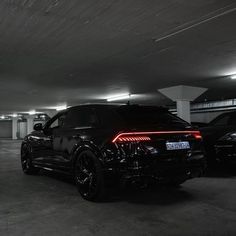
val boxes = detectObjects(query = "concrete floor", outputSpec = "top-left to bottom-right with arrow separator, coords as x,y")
0,140 -> 236,236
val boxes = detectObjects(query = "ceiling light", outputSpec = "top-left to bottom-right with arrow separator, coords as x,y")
0,115 -> 5,119
107,94 -> 132,102
12,114 -> 18,118
56,105 -> 67,111
230,74 -> 236,80
29,110 -> 36,115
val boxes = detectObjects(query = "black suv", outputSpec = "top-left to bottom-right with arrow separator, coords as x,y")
21,104 -> 205,201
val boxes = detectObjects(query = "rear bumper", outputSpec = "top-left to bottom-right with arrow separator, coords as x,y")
103,152 -> 206,183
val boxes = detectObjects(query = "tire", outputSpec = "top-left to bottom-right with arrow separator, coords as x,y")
74,150 -> 106,201
21,144 -> 39,175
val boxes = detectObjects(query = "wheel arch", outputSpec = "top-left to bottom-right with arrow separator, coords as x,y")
21,141 -> 31,153
71,141 -> 104,170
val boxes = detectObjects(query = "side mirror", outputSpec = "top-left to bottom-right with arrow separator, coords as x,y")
34,123 -> 43,131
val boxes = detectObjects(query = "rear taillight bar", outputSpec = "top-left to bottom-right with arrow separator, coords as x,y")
112,131 -> 202,143
114,136 -> 151,142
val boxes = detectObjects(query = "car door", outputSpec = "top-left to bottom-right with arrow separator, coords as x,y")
52,107 -> 100,172
29,125 -> 53,166
41,112 -> 67,169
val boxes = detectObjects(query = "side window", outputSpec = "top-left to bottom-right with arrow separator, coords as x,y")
48,113 -> 67,129
64,108 -> 98,128
96,107 -> 123,127
211,114 -> 230,126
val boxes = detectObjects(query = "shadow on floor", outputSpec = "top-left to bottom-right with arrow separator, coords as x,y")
40,169 -> 74,185
205,163 -> 236,178
108,184 -> 195,205
39,169 -> 194,205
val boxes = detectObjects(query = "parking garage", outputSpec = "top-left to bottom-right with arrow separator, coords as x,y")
1,1 -> 236,235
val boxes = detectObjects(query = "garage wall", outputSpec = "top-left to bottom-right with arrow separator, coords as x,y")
18,121 -> 27,139
0,120 -> 12,138
191,111 -> 224,123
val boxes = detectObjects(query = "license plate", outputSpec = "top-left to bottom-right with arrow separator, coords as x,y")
166,141 -> 190,150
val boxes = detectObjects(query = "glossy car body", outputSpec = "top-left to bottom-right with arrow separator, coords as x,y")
21,104 -> 206,201
200,111 -> 236,164
215,132 -> 236,164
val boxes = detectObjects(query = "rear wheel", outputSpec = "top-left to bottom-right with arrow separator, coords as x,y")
74,150 -> 106,201
21,144 -> 39,175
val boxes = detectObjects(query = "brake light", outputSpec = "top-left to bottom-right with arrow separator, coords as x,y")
192,131 -> 202,140
114,135 -> 151,143
112,130 -> 202,143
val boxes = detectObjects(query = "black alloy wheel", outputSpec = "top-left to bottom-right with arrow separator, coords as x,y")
21,145 -> 39,175
74,150 -> 106,201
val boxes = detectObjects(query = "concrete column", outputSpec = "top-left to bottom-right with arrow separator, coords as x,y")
12,117 -> 18,140
44,109 -> 57,119
176,100 -> 190,123
158,85 -> 207,123
26,116 -> 34,134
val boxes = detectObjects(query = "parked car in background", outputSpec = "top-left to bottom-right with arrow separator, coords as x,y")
191,122 -> 208,128
21,104 -> 206,201
214,131 -> 236,164
200,111 -> 236,165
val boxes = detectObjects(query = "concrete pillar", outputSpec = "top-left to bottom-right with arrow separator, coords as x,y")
158,85 -> 207,123
44,109 -> 57,119
12,117 -> 18,140
176,100 -> 190,122
26,116 -> 34,134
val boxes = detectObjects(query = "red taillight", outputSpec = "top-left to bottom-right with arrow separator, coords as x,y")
114,135 -> 151,143
112,130 -> 202,143
192,131 -> 202,140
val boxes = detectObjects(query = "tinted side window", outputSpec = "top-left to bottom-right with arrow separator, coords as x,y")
211,114 -> 230,126
117,106 -> 188,126
47,113 -> 67,129
95,107 -> 124,127
64,107 -> 98,128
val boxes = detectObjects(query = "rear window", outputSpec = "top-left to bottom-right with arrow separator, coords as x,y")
116,106 -> 188,126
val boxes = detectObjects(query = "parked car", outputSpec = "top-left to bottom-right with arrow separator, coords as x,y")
191,122 -> 208,128
200,111 -> 236,165
21,104 -> 206,201
214,131 -> 236,164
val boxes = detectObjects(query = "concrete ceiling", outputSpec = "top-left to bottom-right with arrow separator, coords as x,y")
1,0 -> 236,113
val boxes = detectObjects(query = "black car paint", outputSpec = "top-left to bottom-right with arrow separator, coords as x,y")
22,104 -> 206,184
200,111 -> 236,163
214,132 -> 236,163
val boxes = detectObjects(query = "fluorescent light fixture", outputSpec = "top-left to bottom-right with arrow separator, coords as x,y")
56,105 -> 67,111
12,114 -> 18,118
230,74 -> 236,80
29,110 -> 36,115
0,115 -> 5,119
107,94 -> 132,102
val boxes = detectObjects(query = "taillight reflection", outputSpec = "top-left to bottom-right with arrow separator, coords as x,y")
192,131 -> 202,140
